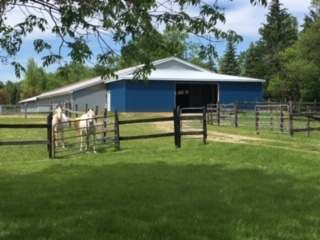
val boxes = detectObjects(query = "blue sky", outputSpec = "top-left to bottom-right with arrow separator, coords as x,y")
0,0 -> 311,83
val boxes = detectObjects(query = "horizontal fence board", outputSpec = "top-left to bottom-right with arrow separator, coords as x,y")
119,117 -> 174,125
119,132 -> 175,141
181,131 -> 204,135
292,127 -> 320,132
180,116 -> 203,120
0,124 -> 48,129
0,140 -> 48,146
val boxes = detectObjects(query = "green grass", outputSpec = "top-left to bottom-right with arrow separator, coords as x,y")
1,113 -> 320,239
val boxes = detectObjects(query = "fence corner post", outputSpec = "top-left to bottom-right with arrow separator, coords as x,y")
114,109 -> 120,150
234,101 -> 238,128
174,107 -> 181,148
289,100 -> 293,136
47,112 -> 53,159
202,106 -> 207,145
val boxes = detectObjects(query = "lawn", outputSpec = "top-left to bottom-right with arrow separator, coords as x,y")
0,113 -> 320,240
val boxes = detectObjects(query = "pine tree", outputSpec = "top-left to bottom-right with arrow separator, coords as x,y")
257,0 -> 298,97
219,36 -> 240,76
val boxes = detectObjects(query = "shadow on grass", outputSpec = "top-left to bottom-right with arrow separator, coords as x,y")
0,162 -> 319,240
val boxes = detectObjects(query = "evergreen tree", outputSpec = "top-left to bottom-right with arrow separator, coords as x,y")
219,36 -> 240,76
243,41 -> 268,79
258,0 -> 298,97
301,0 -> 320,32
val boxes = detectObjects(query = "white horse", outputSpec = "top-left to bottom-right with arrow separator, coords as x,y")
52,105 -> 71,148
74,109 -> 97,153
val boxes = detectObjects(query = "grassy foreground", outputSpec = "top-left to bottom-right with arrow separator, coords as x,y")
0,114 -> 320,240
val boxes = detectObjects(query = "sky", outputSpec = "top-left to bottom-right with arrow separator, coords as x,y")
0,0 -> 311,83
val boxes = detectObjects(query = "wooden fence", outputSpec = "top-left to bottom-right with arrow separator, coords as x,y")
115,107 -> 207,149
207,101 -> 320,136
0,113 -> 53,158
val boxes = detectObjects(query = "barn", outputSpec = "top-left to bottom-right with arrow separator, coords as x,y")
105,56 -> 265,112
19,76 -> 106,112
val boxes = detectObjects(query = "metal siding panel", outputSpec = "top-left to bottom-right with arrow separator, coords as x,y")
219,82 -> 263,104
73,83 -> 106,112
107,81 -> 126,112
126,80 -> 174,112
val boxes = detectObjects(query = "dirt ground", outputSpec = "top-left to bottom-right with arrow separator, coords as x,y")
153,121 -> 263,144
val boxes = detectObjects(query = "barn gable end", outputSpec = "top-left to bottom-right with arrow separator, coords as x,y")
105,56 -> 265,112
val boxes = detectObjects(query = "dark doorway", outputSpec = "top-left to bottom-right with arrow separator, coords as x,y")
175,84 -> 190,109
175,83 -> 217,108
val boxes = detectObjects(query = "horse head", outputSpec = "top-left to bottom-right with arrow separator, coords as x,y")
87,109 -> 96,125
55,105 -> 63,122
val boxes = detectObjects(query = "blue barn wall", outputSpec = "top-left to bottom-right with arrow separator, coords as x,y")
108,81 -> 127,111
219,82 -> 263,104
107,80 -> 263,112
125,80 -> 175,112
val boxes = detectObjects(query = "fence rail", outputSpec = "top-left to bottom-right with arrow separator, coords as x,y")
0,113 -> 53,158
115,107 -> 207,149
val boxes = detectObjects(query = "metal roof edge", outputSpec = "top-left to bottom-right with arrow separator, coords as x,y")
120,76 -> 266,82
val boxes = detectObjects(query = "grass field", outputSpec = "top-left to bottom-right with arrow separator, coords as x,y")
1,113 -> 320,240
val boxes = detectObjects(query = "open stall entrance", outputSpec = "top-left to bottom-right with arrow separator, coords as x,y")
175,83 -> 218,109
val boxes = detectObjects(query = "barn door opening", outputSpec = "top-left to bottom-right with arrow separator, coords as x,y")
175,83 -> 217,108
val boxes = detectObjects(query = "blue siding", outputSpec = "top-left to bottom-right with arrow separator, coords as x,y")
219,82 -> 263,104
107,81 -> 126,111
108,80 -> 263,112
126,80 -> 175,112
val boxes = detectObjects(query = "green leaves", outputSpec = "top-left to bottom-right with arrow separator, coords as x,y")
66,37 -> 93,64
0,0 -> 269,78
34,39 -> 51,53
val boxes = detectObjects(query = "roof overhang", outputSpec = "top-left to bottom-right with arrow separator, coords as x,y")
107,69 -> 265,83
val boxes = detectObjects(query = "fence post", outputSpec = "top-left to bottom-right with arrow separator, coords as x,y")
217,101 -> 220,126
103,108 -> 107,143
75,104 -> 78,117
202,107 -> 207,144
47,112 -> 53,159
174,107 -> 181,148
234,101 -> 238,128
255,106 -> 259,134
289,101 -> 294,136
25,103 -> 28,119
114,109 -> 120,150
307,117 -> 310,138
280,106 -> 284,133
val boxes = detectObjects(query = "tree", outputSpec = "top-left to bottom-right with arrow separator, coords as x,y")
0,0 -> 267,78
4,80 -> 21,104
118,26 -> 189,70
219,35 -> 240,76
243,41 -> 268,79
21,58 -> 47,99
0,89 -> 10,104
278,18 -> 320,101
301,0 -> 320,32
257,0 -> 298,98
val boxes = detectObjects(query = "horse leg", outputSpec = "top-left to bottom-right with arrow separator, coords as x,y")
86,132 -> 90,152
80,131 -> 83,151
61,128 -> 65,148
93,132 -> 97,154
54,128 -> 58,147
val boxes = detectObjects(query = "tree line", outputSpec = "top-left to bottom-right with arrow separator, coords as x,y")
0,0 -> 319,104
